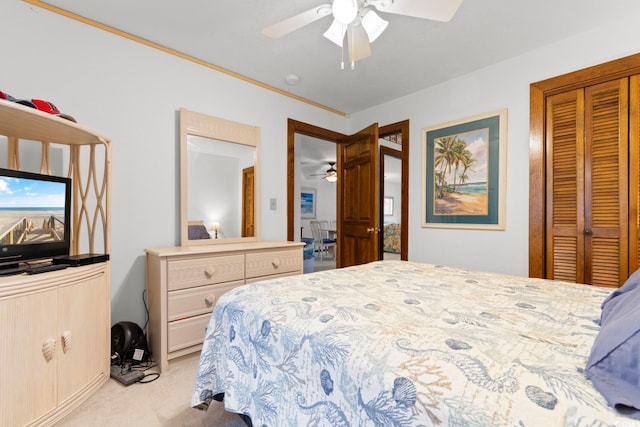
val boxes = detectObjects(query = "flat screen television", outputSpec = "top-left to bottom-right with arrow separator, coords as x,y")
0,168 -> 71,271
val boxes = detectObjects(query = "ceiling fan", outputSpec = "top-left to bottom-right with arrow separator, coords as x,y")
262,0 -> 463,69
310,162 -> 338,182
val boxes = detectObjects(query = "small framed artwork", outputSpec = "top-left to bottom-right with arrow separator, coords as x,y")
384,197 -> 394,216
300,187 -> 317,219
422,109 -> 507,230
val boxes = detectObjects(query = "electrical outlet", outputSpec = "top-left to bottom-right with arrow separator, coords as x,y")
270,198 -> 277,210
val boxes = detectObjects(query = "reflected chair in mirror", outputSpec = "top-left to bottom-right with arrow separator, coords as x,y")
310,220 -> 336,261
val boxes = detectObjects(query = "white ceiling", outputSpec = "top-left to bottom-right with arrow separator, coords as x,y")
34,0 -> 634,116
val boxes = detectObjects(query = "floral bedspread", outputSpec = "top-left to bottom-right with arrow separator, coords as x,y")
191,260 -> 636,426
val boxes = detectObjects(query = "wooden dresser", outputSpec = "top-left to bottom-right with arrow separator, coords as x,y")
145,241 -> 303,372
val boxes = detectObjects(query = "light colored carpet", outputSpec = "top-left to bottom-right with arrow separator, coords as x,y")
313,258 -> 336,272
57,353 -> 246,427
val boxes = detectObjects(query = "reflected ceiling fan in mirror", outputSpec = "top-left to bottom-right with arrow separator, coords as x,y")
310,162 -> 338,182
262,0 -> 463,70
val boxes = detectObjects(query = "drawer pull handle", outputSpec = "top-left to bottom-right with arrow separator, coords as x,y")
204,266 -> 216,277
205,295 -> 216,306
271,259 -> 280,269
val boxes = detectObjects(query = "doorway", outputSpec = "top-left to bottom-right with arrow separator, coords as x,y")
287,119 -> 409,264
380,146 -> 402,260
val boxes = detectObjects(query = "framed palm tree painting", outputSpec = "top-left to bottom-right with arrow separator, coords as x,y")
422,109 -> 507,230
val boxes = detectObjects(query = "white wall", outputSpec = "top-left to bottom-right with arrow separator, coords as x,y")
4,0 -> 640,325
351,9 -> 640,276
1,1 -> 348,327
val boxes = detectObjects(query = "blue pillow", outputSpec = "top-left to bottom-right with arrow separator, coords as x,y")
599,268 -> 640,325
586,270 -> 640,417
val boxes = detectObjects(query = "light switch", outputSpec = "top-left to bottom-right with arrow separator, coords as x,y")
270,198 -> 277,210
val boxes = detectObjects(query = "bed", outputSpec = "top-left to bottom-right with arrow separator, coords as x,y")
191,260 -> 640,426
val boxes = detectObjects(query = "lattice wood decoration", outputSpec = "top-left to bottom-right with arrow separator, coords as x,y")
0,100 -> 111,256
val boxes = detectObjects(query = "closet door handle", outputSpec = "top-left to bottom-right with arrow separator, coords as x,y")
584,229 -> 593,236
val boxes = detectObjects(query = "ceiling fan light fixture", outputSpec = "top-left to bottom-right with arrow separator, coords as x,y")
361,10 -> 388,42
323,19 -> 347,46
332,0 -> 358,25
325,163 -> 338,182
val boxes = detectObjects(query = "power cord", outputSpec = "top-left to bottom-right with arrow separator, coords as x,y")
111,354 -> 161,384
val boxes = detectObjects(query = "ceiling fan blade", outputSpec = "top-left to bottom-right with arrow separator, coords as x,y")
374,0 -> 463,22
262,4 -> 332,38
348,25 -> 371,63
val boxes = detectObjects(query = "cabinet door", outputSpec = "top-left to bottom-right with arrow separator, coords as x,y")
57,272 -> 109,404
546,78 -> 629,286
0,288 -> 57,426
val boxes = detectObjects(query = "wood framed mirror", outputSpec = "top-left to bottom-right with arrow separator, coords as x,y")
179,108 -> 260,246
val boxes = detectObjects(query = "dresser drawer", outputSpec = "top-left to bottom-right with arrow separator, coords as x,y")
168,313 -> 211,353
246,249 -> 302,279
167,254 -> 245,291
168,280 -> 242,321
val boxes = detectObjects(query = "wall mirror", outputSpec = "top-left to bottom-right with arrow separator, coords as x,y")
180,108 -> 260,246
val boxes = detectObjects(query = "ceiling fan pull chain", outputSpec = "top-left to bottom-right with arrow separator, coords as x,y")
349,26 -> 355,70
340,23 -> 345,70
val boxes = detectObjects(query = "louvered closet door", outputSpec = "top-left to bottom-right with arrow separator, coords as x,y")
546,78 -> 629,287
629,75 -> 640,275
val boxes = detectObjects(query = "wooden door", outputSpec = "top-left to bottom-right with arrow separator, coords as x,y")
530,53 -> 640,286
337,123 -> 379,267
242,166 -> 255,237
630,75 -> 640,275
545,78 -> 629,286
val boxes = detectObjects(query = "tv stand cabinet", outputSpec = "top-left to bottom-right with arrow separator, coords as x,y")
0,263 -> 109,426
0,100 -> 111,426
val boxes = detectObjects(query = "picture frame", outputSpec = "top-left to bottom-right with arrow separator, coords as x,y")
300,187 -> 317,219
383,197 -> 394,216
422,109 -> 507,230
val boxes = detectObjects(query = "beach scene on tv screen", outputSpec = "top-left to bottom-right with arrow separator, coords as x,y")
0,176 -> 66,245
